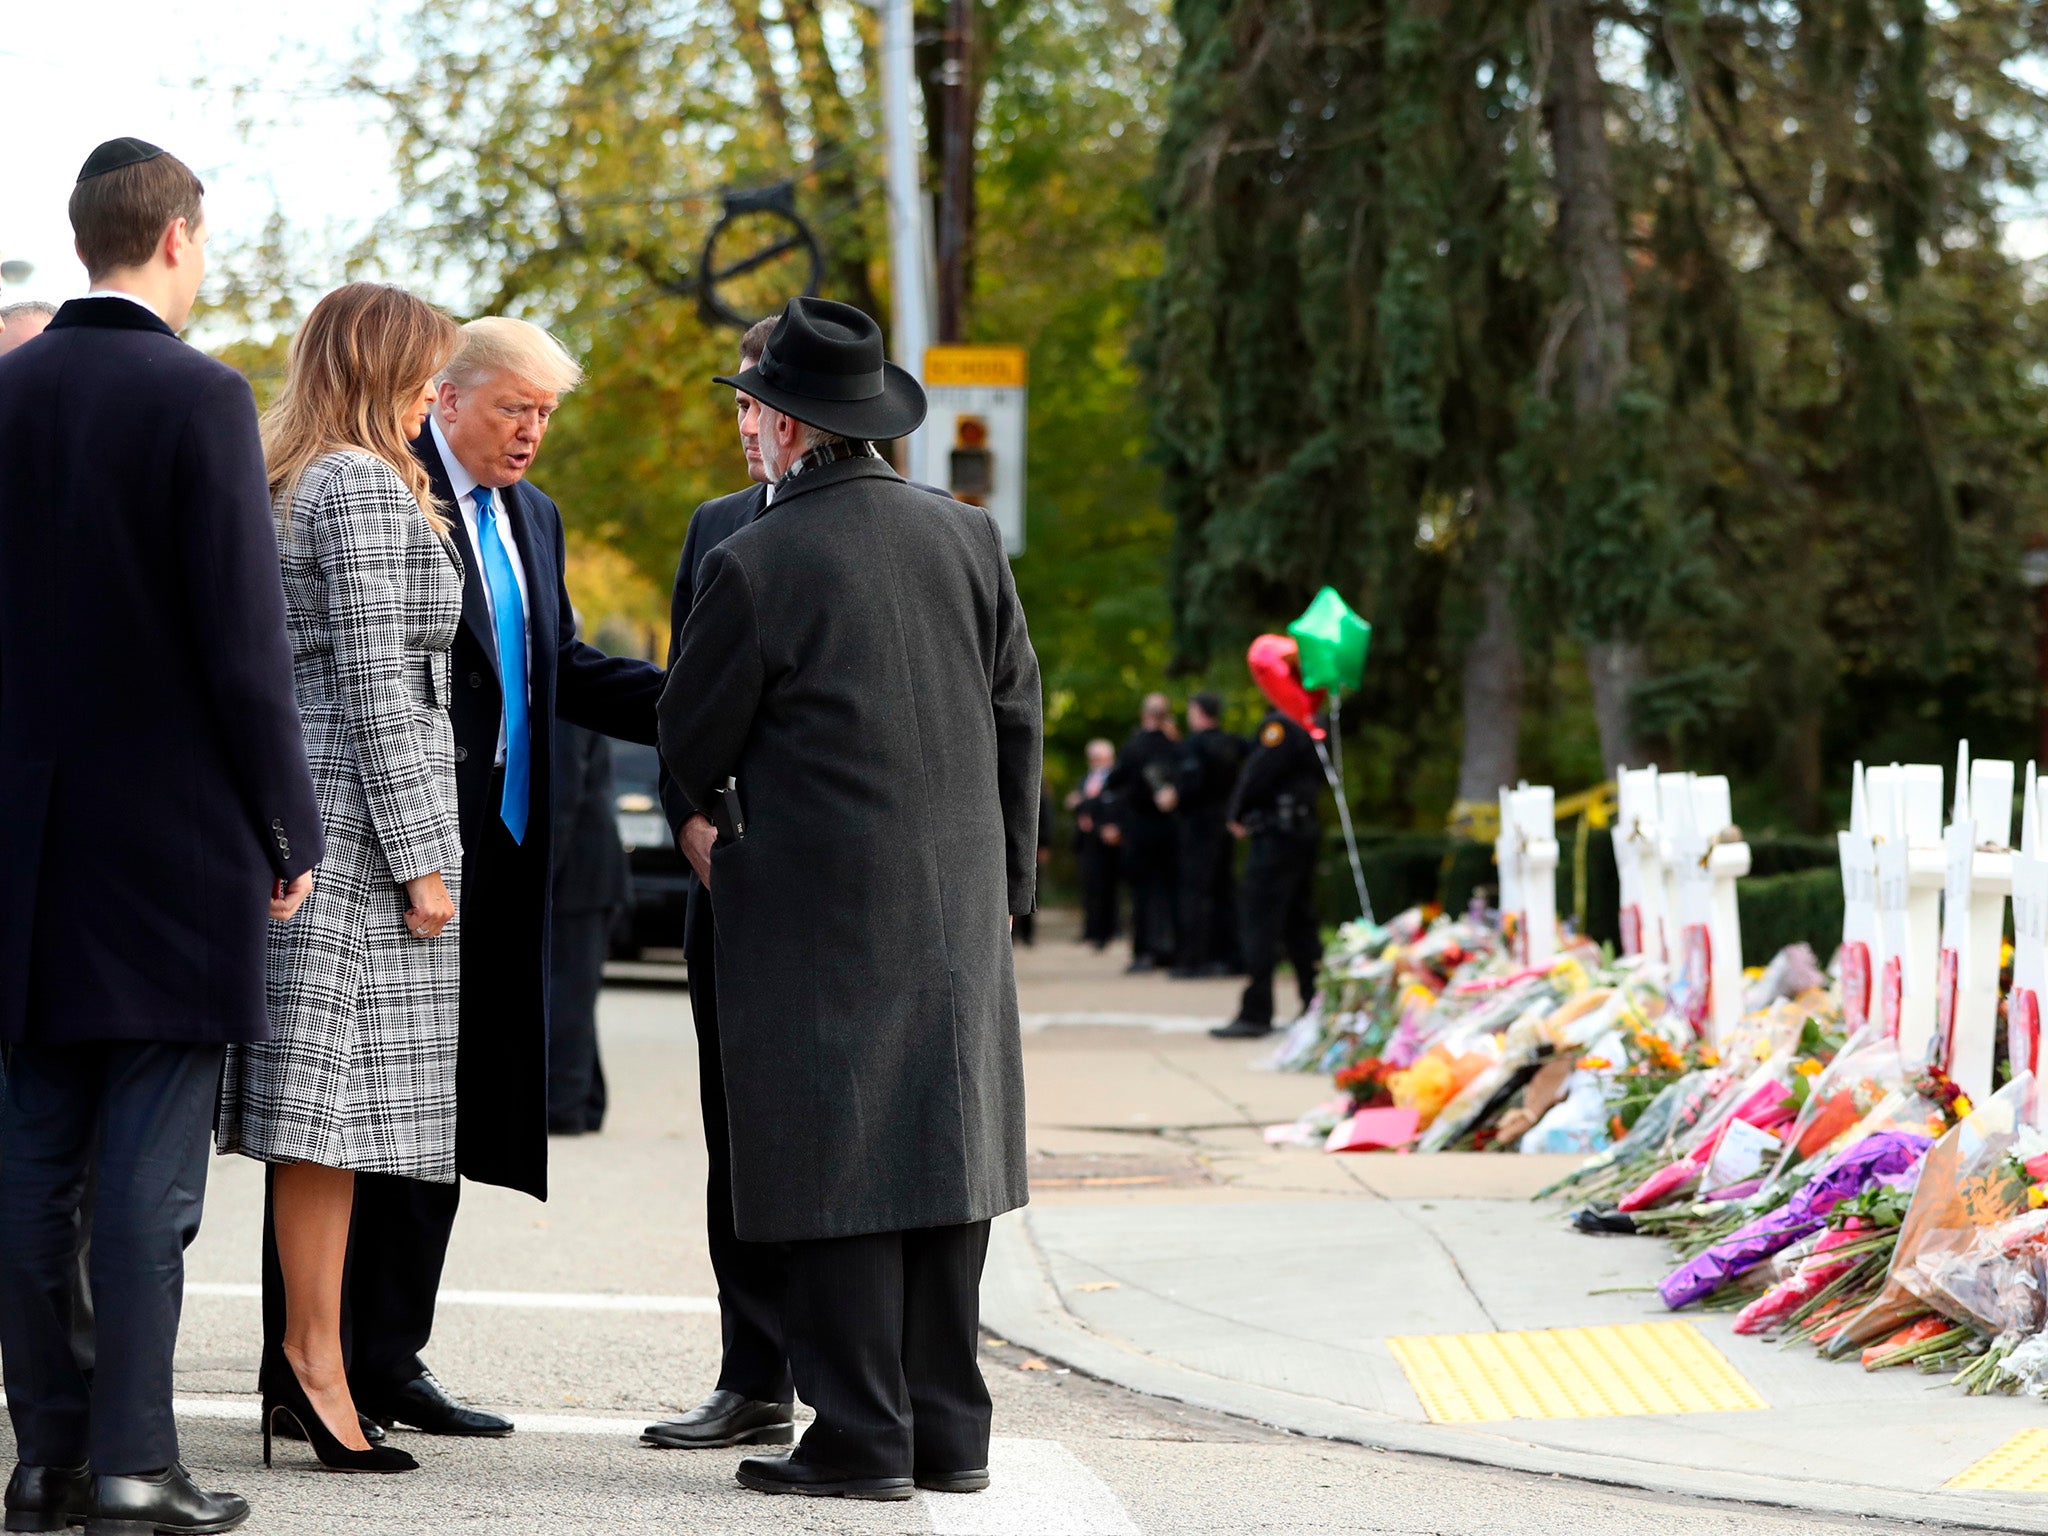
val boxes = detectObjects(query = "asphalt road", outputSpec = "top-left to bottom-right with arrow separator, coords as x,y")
0,957 -> 1992,1534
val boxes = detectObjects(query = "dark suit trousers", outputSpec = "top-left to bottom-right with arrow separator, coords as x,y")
1126,819 -> 1177,963
783,1220 -> 992,1478
1177,814 -> 1237,969
0,1041 -> 222,1473
687,888 -> 792,1403
548,908 -> 612,1132
1078,838 -> 1120,945
1236,832 -> 1322,1026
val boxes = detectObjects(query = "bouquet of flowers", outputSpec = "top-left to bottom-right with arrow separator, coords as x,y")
1818,1075 -> 2033,1358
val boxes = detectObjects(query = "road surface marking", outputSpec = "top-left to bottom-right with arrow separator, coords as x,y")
1949,1428 -> 2048,1490
175,1398 -> 651,1436
1021,1012 -> 1219,1033
1387,1321 -> 1766,1422
185,1281 -> 717,1314
924,1438 -> 1139,1535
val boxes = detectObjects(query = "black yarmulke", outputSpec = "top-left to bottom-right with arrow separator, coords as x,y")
77,138 -> 166,183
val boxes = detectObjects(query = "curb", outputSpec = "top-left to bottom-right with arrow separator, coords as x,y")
980,1210 -> 2048,1533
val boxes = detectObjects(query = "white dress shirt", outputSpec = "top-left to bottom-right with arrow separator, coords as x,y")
431,413 -> 533,766
84,288 -> 162,318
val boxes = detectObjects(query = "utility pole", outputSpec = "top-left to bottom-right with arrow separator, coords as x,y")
880,0 -> 930,462
937,0 -> 973,342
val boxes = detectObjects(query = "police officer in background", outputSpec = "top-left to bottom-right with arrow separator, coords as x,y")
1211,709 -> 1326,1038
1104,693 -> 1180,973
1169,694 -> 1246,977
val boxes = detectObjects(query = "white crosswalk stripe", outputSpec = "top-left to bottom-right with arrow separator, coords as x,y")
184,1281 -> 717,1313
925,1438 -> 1141,1536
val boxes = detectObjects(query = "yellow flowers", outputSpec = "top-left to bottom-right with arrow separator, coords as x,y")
1794,1058 -> 1824,1078
1697,1045 -> 1721,1067
2031,1185 -> 2047,1211
1955,1095 -> 1975,1119
1579,1056 -> 1614,1072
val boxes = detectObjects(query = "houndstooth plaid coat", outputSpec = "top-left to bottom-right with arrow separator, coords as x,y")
218,450 -> 466,1181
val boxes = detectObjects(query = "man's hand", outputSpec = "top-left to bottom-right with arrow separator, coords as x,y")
1101,822 -> 1123,847
680,813 -> 717,887
1228,821 -> 1249,841
271,871 -> 314,922
1154,784 -> 1179,813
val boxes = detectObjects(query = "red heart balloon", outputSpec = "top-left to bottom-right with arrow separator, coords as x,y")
1247,634 -> 1326,739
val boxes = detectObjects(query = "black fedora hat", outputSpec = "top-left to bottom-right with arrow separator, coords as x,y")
714,297 -> 926,442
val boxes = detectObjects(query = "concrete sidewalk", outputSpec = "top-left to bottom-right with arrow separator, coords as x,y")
1001,930 -> 2048,1532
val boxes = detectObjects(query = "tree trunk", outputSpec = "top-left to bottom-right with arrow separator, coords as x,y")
1545,0 -> 1630,412
1584,637 -> 1648,773
1457,568 -> 1523,801
1546,0 -> 1647,773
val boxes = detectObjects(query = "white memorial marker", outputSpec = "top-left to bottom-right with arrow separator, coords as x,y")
2009,763 -> 2047,1127
1657,772 -> 1697,981
1873,763 -> 1946,1060
1934,743 -> 2014,1103
1614,766 -> 1666,963
1836,763 -> 1879,1032
1512,784 -> 1559,967
1495,785 -> 1523,958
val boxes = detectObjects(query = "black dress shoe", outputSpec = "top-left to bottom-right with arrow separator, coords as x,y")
1209,1018 -> 1273,1039
5,1463 -> 90,1533
916,1468 -> 990,1493
83,1465 -> 247,1536
735,1454 -> 912,1501
641,1391 -> 794,1449
358,1370 -> 513,1438
268,1412 -> 386,1445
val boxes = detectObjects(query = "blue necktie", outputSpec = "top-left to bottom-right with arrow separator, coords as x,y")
474,486 -> 531,844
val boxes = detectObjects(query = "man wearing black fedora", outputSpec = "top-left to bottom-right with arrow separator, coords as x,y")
657,296 -> 1043,1501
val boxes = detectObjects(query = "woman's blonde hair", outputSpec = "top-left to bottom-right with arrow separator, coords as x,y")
263,283 -> 462,534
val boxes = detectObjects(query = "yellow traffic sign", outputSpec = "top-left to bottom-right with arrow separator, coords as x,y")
924,345 -> 1028,387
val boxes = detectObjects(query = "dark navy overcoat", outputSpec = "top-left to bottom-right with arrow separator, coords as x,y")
0,298 -> 323,1045
413,433 -> 661,1198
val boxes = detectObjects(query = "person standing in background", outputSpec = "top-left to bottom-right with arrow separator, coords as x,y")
0,300 -> 57,355
548,711 -> 629,1135
0,139 -> 323,1536
644,316 -> 797,1454
1067,739 -> 1121,949
1105,694 -> 1180,972
1212,708 -> 1326,1039
1171,693 -> 1248,977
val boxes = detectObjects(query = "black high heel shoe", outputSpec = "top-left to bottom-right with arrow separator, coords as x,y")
263,1366 -> 419,1473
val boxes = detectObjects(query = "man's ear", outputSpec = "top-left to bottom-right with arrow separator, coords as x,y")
435,380 -> 460,420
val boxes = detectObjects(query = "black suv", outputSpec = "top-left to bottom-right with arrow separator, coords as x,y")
609,741 -> 688,957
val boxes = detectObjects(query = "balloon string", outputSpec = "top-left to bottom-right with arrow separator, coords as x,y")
1317,694 -> 1372,923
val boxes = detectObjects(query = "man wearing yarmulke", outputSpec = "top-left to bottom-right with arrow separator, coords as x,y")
0,138 -> 321,1536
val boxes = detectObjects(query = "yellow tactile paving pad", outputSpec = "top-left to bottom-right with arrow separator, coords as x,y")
1949,1429 -> 2048,1491
1386,1321 -> 1767,1422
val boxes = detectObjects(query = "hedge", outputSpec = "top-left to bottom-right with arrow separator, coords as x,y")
1737,868 -> 1844,963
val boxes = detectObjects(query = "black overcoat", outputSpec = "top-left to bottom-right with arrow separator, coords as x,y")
0,298 -> 323,1044
658,482 -> 767,872
657,456 -> 1043,1243
413,433 -> 662,1196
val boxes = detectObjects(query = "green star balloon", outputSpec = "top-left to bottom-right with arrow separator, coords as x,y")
1287,587 -> 1371,693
